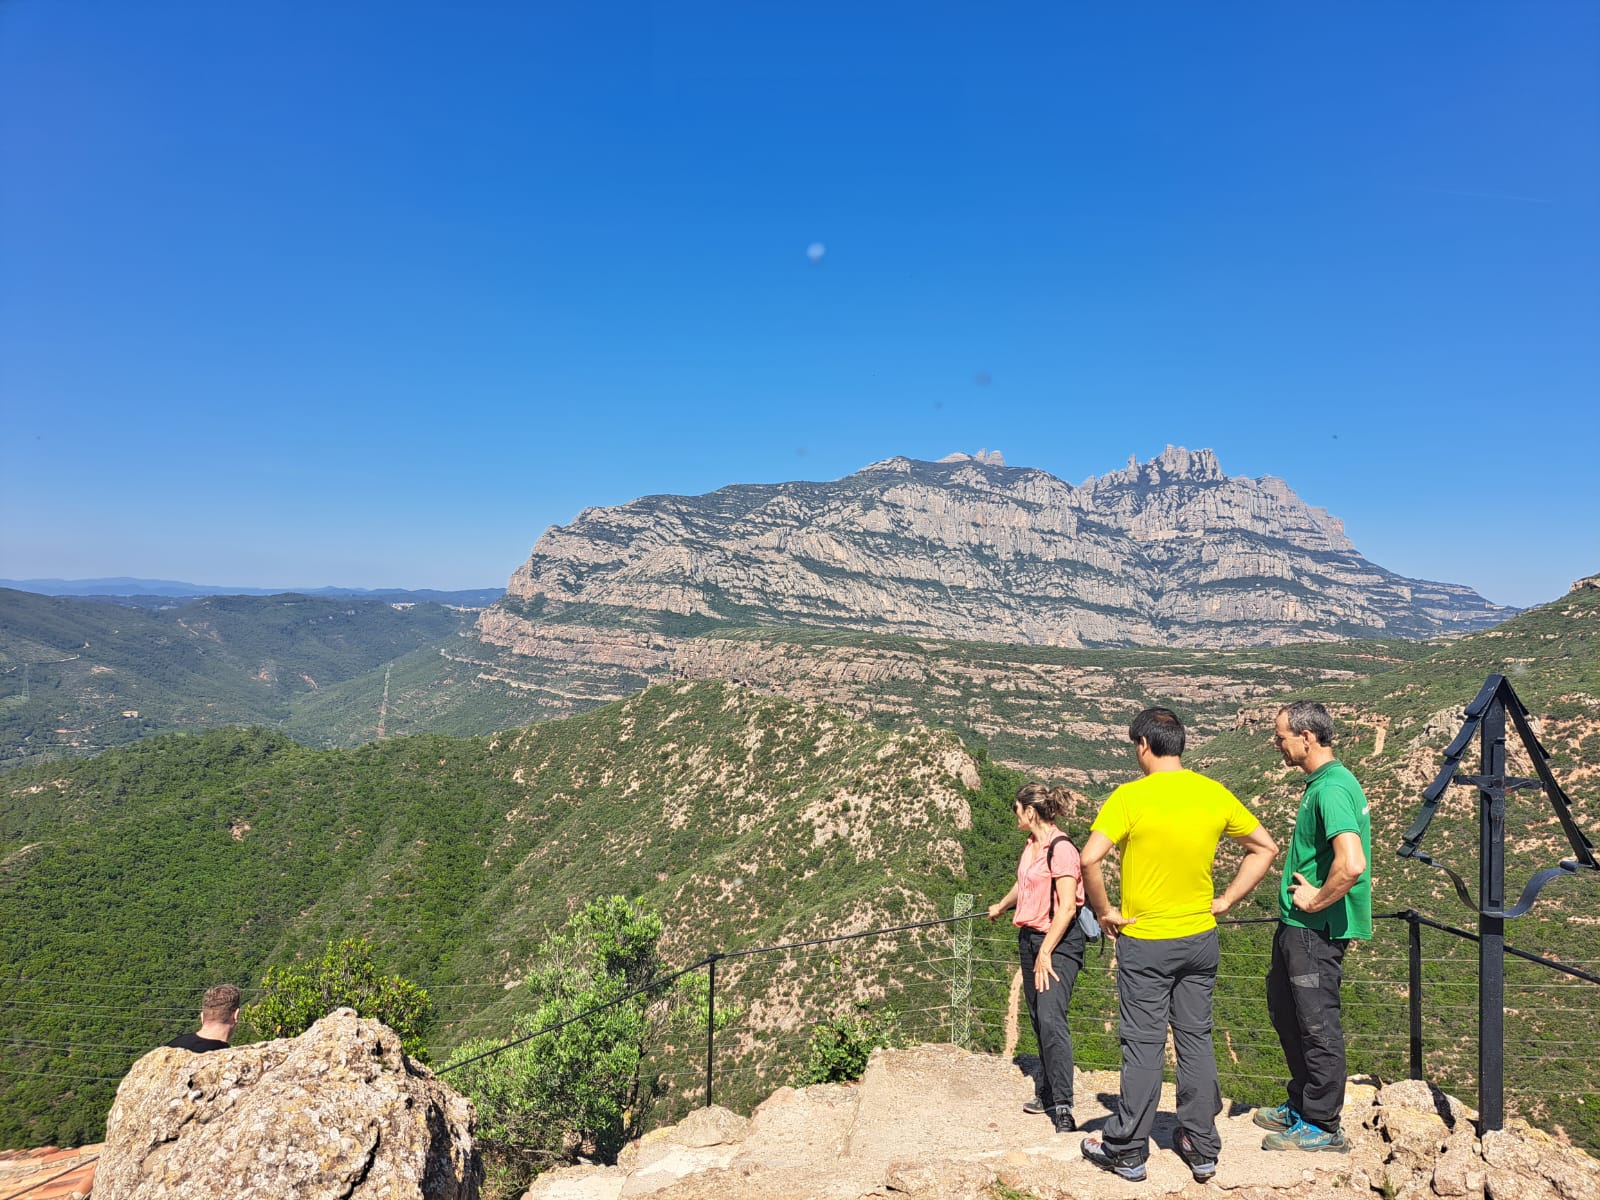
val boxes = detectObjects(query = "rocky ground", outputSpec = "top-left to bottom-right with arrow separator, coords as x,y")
528,1044 -> 1600,1200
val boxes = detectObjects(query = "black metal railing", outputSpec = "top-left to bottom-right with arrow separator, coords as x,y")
435,902 -> 1599,1138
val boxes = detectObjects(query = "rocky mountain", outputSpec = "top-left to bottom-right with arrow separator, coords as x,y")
485,447 -> 1510,655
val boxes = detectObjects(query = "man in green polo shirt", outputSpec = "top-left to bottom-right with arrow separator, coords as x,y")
1256,700 -> 1372,1153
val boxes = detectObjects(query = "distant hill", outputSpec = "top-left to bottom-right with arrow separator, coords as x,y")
1,584 -> 1596,1150
0,589 -> 479,766
0,578 -> 503,607
0,452 -> 1525,764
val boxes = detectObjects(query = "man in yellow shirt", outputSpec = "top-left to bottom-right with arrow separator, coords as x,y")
1080,708 -> 1278,1183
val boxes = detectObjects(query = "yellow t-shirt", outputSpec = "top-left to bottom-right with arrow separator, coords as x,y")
1090,769 -> 1260,940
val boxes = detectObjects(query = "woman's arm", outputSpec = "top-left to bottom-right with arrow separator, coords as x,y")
986,884 -> 1019,921
1033,874 -> 1079,993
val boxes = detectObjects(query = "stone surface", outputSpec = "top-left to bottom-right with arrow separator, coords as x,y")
520,1048 -> 1599,1200
882,1158 -> 994,1198
1381,1078 -> 1476,1129
523,1164 -> 624,1200
94,1008 -> 480,1200
1486,1165 -> 1560,1200
1485,1122 -> 1600,1200
1433,1131 -> 1487,1198
1380,1106 -> 1454,1174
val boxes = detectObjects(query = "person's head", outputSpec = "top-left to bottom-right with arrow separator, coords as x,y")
1013,782 -> 1071,833
1274,701 -> 1336,771
200,983 -> 242,1037
1128,707 -> 1186,765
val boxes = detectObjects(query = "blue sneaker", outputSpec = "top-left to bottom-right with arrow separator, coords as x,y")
1262,1118 -> 1350,1153
1174,1130 -> 1217,1182
1081,1136 -> 1147,1182
1251,1102 -> 1298,1133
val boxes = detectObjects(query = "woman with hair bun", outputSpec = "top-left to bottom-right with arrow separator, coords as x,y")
986,782 -> 1087,1133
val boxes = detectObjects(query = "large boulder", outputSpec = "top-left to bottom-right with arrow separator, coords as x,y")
95,1008 -> 480,1200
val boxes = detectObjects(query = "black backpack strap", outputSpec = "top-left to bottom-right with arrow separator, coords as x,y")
1045,835 -> 1072,921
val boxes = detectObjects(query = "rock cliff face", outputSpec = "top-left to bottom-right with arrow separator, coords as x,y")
485,447 -> 1508,653
95,1009 -> 480,1200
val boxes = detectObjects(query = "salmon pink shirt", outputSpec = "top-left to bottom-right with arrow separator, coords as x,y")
1014,835 -> 1086,932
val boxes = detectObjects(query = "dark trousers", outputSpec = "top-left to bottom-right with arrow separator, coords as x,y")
1019,925 -> 1085,1119
1104,929 -> 1223,1163
1266,922 -> 1349,1132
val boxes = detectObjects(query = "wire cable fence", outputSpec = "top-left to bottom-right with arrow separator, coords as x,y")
423,901 -> 1600,1147
5,906 -> 1597,1151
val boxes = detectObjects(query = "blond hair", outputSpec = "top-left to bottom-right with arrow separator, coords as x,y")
201,983 -> 241,1022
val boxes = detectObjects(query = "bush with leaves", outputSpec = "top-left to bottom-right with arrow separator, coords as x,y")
239,936 -> 433,1059
795,1005 -> 902,1084
446,897 -> 723,1190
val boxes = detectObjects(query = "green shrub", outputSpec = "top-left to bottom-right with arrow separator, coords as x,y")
795,1005 -> 902,1084
446,897 -> 722,1190
239,936 -> 432,1059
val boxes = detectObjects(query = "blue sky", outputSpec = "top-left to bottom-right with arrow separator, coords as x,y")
2,2 -> 1596,608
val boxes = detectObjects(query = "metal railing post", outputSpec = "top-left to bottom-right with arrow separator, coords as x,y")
1478,695 -> 1507,1131
1407,911 -> 1423,1080
705,952 -> 721,1109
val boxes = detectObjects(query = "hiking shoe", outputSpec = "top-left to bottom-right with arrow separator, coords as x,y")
1174,1130 -> 1218,1183
1262,1118 -> 1350,1153
1022,1097 -> 1047,1115
1051,1107 -> 1077,1134
1251,1102 -> 1298,1133
1081,1136 -> 1147,1182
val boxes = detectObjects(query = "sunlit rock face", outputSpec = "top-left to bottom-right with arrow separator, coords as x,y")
96,1010 -> 480,1200
485,447 -> 1510,652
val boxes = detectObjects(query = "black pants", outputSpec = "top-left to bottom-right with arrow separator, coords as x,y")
1266,922 -> 1349,1132
1019,925 -> 1085,1120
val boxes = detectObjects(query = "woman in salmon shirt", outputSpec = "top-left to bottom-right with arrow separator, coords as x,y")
986,782 -> 1088,1133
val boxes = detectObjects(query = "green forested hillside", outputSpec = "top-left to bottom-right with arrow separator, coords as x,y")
1,586 -> 1596,1151
0,683 -> 1000,1146
0,590 -> 475,767
280,640 -> 560,746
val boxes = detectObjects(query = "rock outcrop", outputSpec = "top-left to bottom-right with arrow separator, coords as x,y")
484,448 -> 1510,656
526,1045 -> 1598,1200
95,1009 -> 480,1200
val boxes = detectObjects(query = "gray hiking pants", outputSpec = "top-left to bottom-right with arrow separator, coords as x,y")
1103,929 -> 1223,1163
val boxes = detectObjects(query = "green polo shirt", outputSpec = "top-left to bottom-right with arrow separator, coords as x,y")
1280,760 -> 1373,940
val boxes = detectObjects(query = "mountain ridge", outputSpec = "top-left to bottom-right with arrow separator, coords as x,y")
490,446 -> 1509,653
